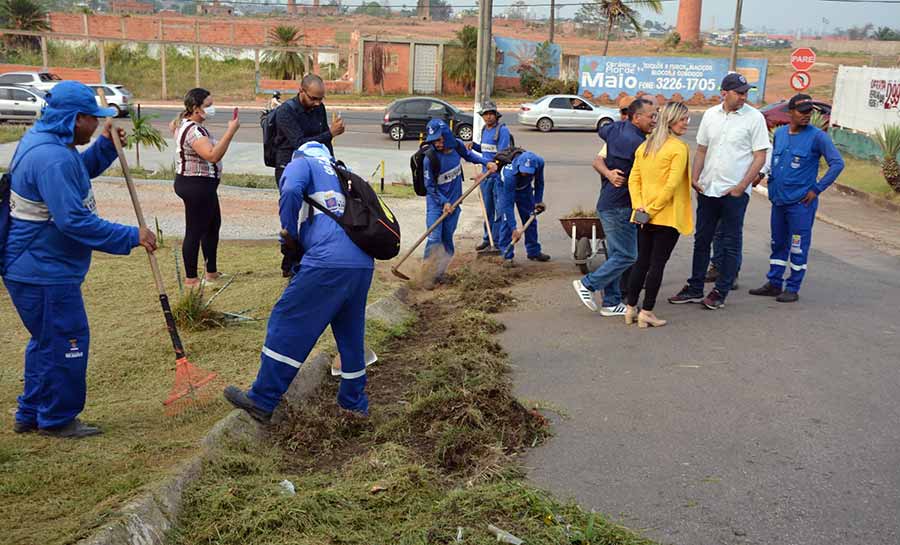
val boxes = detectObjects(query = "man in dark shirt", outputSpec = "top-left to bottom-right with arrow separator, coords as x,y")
273,74 -> 345,188
572,98 -> 656,316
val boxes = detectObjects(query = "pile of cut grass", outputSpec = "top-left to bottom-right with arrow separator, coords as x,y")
171,261 -> 655,545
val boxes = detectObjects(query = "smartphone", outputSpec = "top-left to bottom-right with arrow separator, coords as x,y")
631,209 -> 651,225
232,107 -> 239,120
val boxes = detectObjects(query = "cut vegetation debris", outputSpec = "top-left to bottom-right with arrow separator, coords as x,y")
563,207 -> 599,218
172,261 -> 655,545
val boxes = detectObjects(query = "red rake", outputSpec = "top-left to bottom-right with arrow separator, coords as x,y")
97,91 -> 218,414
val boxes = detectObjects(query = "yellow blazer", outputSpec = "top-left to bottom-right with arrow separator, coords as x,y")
629,136 -> 694,235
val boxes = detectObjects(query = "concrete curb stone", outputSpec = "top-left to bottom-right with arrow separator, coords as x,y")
75,286 -> 412,545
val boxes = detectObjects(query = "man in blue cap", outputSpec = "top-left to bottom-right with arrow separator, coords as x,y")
224,141 -> 374,422
421,118 -> 495,283
3,81 -> 157,438
496,150 -> 551,265
467,99 -> 512,255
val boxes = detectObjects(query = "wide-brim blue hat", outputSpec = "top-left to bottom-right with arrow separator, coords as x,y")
46,80 -> 117,118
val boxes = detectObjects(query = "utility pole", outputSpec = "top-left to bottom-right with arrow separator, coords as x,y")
549,0 -> 555,42
729,0 -> 743,71
473,0 -> 493,142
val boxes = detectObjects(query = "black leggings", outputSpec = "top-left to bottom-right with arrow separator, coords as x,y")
174,175 -> 221,279
626,224 -> 680,311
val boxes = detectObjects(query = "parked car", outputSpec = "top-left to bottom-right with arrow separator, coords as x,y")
761,100 -> 832,130
88,84 -> 133,117
518,95 -> 618,133
0,71 -> 62,92
381,97 -> 474,142
0,85 -> 47,123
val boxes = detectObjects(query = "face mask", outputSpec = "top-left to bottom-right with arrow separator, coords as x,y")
203,105 -> 216,119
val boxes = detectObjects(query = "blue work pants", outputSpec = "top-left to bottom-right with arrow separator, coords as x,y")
766,199 -> 817,293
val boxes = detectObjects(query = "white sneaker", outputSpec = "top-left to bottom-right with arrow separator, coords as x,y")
572,280 -> 598,312
600,303 -> 628,317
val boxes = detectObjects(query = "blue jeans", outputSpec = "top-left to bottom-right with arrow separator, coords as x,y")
712,222 -> 742,273
581,207 -> 637,307
480,174 -> 501,247
688,192 -> 750,298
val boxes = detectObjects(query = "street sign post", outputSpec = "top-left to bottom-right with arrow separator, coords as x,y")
791,48 -> 816,71
791,71 -> 811,91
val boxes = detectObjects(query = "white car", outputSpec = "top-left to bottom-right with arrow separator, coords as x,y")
518,94 -> 618,133
0,85 -> 47,123
0,71 -> 62,92
89,84 -> 133,117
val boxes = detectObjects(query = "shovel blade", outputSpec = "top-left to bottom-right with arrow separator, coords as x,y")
391,267 -> 411,281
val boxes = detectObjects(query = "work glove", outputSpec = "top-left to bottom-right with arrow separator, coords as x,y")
279,229 -> 302,277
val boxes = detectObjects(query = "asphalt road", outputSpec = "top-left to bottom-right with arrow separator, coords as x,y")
491,130 -> 900,544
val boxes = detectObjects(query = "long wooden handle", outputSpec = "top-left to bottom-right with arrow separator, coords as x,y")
505,212 -> 538,254
391,169 -> 491,274
477,184 -> 495,248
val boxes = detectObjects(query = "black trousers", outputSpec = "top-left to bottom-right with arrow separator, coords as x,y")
626,224 -> 680,311
174,175 -> 221,278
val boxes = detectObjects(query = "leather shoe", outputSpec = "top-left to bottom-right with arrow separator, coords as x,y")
39,419 -> 102,439
775,291 -> 799,303
13,420 -> 37,434
527,253 -> 551,262
224,385 -> 272,424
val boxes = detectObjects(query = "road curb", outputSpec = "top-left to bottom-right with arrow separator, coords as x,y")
752,185 -> 900,252
75,285 -> 413,545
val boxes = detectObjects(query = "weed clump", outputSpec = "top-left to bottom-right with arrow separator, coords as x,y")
172,286 -> 226,331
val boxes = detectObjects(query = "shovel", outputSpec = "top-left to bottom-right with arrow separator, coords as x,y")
391,169 -> 492,280
504,208 -> 544,256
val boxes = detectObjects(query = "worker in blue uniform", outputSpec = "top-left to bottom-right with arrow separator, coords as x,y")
224,142 -> 373,422
2,81 -> 157,438
496,150 -> 551,265
749,94 -> 844,303
468,100 -> 512,254
422,118 -> 495,282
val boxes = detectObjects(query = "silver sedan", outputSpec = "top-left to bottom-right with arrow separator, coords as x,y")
518,94 -> 618,133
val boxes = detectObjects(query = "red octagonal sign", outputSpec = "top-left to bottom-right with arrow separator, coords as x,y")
791,48 -> 816,71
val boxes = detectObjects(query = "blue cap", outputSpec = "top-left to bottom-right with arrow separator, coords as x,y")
721,72 -> 754,93
46,81 -> 117,118
424,119 -> 447,143
295,141 -> 333,159
516,152 -> 540,175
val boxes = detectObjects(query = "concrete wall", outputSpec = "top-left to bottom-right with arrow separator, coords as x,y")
362,42 -> 410,94
795,39 -> 900,56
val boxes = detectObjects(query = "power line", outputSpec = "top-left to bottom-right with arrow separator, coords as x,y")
179,0 -> 677,8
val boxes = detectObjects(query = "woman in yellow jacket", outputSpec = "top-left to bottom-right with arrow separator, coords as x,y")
624,102 -> 694,328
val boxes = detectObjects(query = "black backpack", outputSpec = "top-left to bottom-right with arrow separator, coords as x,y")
493,146 -> 526,169
410,143 -> 439,197
304,162 -> 401,260
261,100 -> 299,168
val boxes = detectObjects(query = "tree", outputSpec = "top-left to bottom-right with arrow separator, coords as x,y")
354,1 -> 390,17
0,0 -> 50,50
847,23 -> 874,40
430,0 -> 452,21
263,26 -> 305,80
596,0 -> 663,56
874,26 -> 900,41
505,0 -> 527,20
126,112 -> 166,170
443,25 -> 477,96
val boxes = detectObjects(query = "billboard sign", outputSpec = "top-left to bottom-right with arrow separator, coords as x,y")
577,56 -> 768,104
494,36 -> 561,79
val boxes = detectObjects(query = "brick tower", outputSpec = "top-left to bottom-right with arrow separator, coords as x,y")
676,0 -> 702,44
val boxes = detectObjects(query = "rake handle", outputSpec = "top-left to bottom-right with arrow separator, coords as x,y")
97,91 -> 186,360
391,169 -> 491,278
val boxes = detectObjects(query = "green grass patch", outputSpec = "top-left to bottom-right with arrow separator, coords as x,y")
824,156 -> 899,201
0,124 -> 27,144
0,241 -> 394,545
171,261 -> 656,545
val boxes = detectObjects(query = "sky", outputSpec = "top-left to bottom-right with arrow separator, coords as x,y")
465,0 -> 900,35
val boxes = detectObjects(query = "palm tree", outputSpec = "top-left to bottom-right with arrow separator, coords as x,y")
598,0 -> 663,56
873,124 -> 900,192
263,25 -> 305,80
443,25 -> 478,96
0,0 -> 50,50
127,112 -> 167,170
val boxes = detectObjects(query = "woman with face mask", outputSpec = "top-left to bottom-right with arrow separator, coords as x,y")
174,87 -> 240,287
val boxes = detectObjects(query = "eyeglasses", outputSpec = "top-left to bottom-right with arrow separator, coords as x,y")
302,89 -> 325,102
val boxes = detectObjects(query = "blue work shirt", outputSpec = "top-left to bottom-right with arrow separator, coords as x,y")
3,131 -> 138,285
471,123 -> 512,171
280,154 -> 374,270
501,152 -> 545,203
423,136 -> 489,208
769,125 -> 844,206
597,120 -> 646,211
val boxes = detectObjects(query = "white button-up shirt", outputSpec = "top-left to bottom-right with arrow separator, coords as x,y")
696,103 -> 771,197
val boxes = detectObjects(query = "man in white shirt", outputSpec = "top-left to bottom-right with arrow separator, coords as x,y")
668,73 -> 770,309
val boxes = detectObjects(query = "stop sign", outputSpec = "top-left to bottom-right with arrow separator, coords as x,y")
791,48 -> 816,71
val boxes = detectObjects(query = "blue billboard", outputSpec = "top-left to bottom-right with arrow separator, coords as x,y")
495,36 -> 561,79
578,56 -> 768,104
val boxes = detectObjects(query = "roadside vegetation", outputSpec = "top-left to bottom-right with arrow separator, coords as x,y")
171,262 -> 655,545
0,123 -> 26,143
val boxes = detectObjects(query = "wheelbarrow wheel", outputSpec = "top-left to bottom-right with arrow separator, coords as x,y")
575,237 -> 592,274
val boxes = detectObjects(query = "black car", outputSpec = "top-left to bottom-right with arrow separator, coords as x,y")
381,97 -> 474,142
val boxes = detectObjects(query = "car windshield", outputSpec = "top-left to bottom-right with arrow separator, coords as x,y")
117,86 -> 132,96
39,73 -> 62,82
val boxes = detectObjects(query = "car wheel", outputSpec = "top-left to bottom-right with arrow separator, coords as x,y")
111,104 -> 123,118
597,117 -> 613,130
456,123 -> 473,141
389,124 -> 405,141
537,117 -> 553,132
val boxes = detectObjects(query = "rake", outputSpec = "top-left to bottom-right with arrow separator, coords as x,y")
97,92 -> 218,413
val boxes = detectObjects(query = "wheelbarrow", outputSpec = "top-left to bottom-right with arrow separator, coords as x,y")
559,217 -> 608,274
